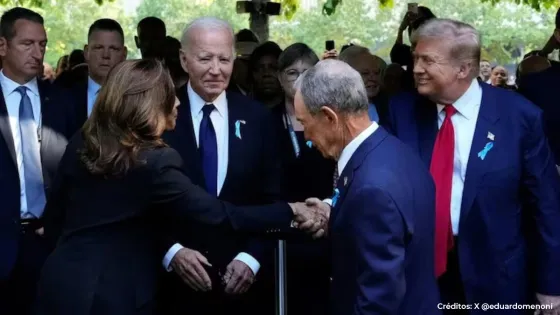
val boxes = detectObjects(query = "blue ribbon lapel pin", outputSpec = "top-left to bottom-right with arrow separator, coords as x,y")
235,120 -> 246,139
306,141 -> 313,148
332,188 -> 340,207
477,141 -> 494,160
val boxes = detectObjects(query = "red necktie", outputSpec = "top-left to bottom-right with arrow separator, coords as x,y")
431,105 -> 457,278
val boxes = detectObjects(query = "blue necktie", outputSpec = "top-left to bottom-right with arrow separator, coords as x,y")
199,104 -> 218,196
16,86 -> 46,218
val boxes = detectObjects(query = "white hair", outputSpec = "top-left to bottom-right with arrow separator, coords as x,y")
412,18 -> 481,79
295,59 -> 369,115
180,17 -> 235,53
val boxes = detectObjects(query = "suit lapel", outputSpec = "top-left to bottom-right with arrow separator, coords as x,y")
220,92 -> 245,196
460,84 -> 500,225
177,85 -> 205,184
329,127 -> 389,224
76,82 -> 88,125
38,81 -> 51,185
415,96 -> 438,168
0,88 -> 16,166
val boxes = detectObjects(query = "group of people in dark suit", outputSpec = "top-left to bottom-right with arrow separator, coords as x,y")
1,3 -> 560,315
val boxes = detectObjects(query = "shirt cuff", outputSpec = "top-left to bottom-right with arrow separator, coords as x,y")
163,243 -> 184,272
234,252 -> 260,275
323,198 -> 333,206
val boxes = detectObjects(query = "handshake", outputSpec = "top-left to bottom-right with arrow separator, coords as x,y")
288,198 -> 331,239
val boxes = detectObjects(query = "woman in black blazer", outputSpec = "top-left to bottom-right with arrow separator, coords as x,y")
34,60 -> 324,315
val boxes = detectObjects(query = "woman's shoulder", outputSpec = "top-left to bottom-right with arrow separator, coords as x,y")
141,146 -> 184,171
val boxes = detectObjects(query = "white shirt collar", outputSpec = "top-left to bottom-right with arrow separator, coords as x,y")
436,79 -> 481,120
338,121 -> 379,176
0,70 -> 39,97
187,81 -> 228,118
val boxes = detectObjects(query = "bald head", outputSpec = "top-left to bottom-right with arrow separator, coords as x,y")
296,59 -> 368,115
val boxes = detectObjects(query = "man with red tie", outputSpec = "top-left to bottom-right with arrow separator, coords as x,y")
389,18 -> 560,313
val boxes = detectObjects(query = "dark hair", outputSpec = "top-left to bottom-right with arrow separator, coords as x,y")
556,7 -> 560,29
236,29 -> 259,43
68,49 -> 85,68
0,7 -> 43,41
88,18 -> 124,44
418,6 -> 436,20
81,59 -> 176,176
163,36 -> 187,81
249,41 -> 282,71
137,16 -> 166,34
278,43 -> 319,72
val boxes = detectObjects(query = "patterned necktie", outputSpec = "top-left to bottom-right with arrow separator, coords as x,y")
332,164 -> 339,191
200,104 -> 218,196
16,86 -> 46,218
431,105 -> 457,278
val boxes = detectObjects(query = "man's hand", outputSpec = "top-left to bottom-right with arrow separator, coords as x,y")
322,49 -> 338,60
535,293 -> 560,315
289,199 -> 330,238
170,248 -> 212,292
223,260 -> 254,295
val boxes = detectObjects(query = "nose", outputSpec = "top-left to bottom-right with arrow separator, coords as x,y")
413,61 -> 424,74
31,43 -> 43,60
209,59 -> 220,75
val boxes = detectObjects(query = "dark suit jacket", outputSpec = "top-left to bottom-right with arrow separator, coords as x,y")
329,127 -> 440,315
389,84 -> 560,312
68,80 -> 88,129
0,80 -> 77,280
517,66 -> 560,164
162,87 -> 282,273
35,136 -> 293,315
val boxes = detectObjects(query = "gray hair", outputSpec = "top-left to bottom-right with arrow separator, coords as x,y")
412,18 -> 481,79
295,59 -> 369,115
180,17 -> 235,53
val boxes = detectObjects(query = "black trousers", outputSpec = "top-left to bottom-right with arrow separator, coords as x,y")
0,225 -> 50,315
438,238 -> 469,315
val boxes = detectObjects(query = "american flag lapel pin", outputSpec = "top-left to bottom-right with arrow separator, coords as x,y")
487,131 -> 495,141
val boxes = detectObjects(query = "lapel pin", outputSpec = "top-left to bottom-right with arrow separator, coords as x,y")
306,141 -> 313,148
487,131 -> 495,141
477,142 -> 494,160
234,120 -> 246,139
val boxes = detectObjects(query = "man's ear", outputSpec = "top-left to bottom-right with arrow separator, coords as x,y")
179,49 -> 188,74
0,37 -> 8,58
134,36 -> 140,49
83,44 -> 89,63
122,46 -> 128,61
320,106 -> 339,126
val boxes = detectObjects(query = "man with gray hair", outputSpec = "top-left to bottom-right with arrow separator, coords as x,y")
389,18 -> 560,314
160,16 -> 282,315
299,59 -> 440,315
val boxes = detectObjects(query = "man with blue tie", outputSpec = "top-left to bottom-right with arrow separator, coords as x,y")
160,17 -> 282,315
298,59 -> 439,315
389,18 -> 560,313
71,19 -> 127,127
0,8 -> 78,315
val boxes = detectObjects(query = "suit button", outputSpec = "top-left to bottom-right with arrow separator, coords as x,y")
329,277 -> 333,282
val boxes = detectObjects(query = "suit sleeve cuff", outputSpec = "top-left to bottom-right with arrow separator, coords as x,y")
234,252 -> 260,275
163,243 -> 184,272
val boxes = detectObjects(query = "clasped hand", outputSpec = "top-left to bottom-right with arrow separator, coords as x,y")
289,198 -> 330,239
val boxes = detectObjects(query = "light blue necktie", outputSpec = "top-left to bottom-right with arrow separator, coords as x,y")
16,86 -> 46,218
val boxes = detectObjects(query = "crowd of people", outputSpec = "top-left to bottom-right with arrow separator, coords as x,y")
1,3 -> 560,315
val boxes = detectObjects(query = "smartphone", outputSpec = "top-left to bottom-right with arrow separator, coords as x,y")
408,2 -> 418,14
325,40 -> 335,51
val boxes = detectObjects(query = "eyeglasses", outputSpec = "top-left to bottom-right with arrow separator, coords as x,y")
284,69 -> 308,82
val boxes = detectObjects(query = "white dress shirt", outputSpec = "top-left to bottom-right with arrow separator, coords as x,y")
0,71 -> 43,218
323,121 -> 379,206
163,83 -> 260,275
436,79 -> 482,235
87,76 -> 101,117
